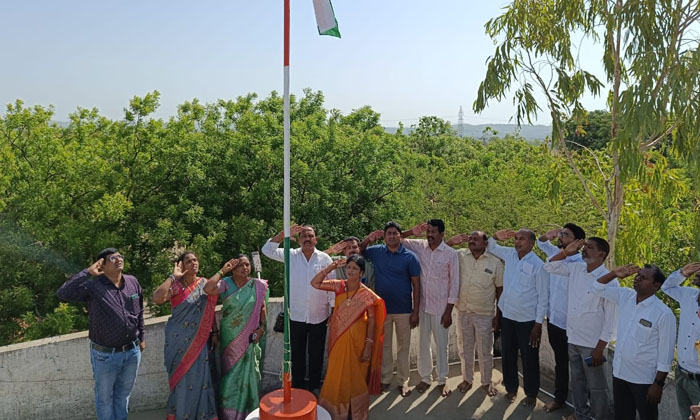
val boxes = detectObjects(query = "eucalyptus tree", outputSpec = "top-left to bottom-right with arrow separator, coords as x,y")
473,0 -> 700,264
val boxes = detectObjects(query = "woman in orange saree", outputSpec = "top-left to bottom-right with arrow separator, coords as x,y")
311,254 -> 386,420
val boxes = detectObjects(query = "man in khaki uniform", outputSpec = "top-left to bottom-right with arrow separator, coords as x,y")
452,231 -> 503,395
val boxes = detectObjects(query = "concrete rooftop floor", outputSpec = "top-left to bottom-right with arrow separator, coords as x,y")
124,361 -> 574,420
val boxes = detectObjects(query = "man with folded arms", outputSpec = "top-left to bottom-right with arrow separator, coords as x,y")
57,248 -> 145,420
537,223 -> 586,413
488,228 -> 549,406
544,237 -> 617,420
592,263 -> 676,420
660,261 -> 700,420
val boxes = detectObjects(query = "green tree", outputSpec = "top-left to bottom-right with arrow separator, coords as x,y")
473,0 -> 700,264
564,109 -> 611,150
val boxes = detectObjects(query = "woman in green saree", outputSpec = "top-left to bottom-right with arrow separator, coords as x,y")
205,254 -> 268,420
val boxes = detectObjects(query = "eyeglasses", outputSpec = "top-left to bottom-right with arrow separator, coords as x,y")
108,254 -> 124,262
557,231 -> 570,238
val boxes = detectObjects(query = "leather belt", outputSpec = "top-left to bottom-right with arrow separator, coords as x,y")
91,339 -> 139,353
679,366 -> 700,381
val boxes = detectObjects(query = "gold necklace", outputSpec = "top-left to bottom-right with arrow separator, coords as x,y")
345,283 -> 360,306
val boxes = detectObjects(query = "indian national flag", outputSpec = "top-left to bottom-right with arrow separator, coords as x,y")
313,0 -> 340,38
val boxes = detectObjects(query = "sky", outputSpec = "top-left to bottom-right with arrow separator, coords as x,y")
0,1 -> 609,127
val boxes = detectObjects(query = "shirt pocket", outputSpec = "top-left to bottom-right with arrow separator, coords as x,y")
125,293 -> 141,316
633,322 -> 653,344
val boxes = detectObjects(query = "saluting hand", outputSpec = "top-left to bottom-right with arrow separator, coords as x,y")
612,264 -> 640,278
173,261 -> 190,279
564,239 -> 585,256
494,229 -> 515,241
410,222 -> 429,237
325,241 -> 347,255
221,258 -> 239,275
88,259 -> 105,276
681,262 -> 700,277
368,229 -> 384,242
543,228 -> 561,241
446,233 -> 469,246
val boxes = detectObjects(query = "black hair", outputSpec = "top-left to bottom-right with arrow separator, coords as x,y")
236,253 -> 249,260
177,251 -> 196,263
644,264 -> 666,285
427,219 -> 445,233
384,221 -> 402,233
587,237 -> 609,258
347,254 -> 366,274
519,229 -> 536,242
344,236 -> 360,243
97,248 -> 119,262
563,223 -> 586,240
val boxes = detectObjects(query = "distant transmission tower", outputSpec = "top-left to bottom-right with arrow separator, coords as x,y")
457,106 -> 465,137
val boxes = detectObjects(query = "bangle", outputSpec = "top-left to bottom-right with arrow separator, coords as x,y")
217,270 -> 224,277
168,274 -> 176,282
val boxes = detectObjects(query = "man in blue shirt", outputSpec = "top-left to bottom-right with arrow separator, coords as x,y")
361,221 -> 421,397
58,248 -> 144,420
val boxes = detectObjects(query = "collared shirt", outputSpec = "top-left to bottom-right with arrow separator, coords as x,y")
544,261 -> 617,348
262,240 -> 333,324
487,238 -> 549,323
402,239 -> 459,315
661,269 -> 700,374
455,250 -> 503,316
591,282 -> 676,384
537,239 -> 583,330
363,244 -> 421,314
57,269 -> 144,348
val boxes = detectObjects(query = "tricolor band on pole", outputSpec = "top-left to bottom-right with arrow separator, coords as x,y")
313,0 -> 341,38
282,0 -> 340,404
283,0 -> 292,403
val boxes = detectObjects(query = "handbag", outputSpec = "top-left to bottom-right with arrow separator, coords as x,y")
273,311 -> 285,333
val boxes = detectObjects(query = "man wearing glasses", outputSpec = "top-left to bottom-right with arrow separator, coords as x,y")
58,248 -> 145,420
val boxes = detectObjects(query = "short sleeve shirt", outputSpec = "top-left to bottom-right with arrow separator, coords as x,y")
364,244 -> 421,314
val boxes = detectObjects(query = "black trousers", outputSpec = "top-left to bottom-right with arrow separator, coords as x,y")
612,376 -> 658,420
501,317 -> 540,397
290,318 -> 328,390
547,322 -> 569,403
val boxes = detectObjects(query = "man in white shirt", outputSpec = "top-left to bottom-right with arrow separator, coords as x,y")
660,261 -> 700,420
402,220 -> 460,397
544,237 -> 617,420
537,223 -> 586,413
592,264 -> 676,420
488,228 -> 549,406
261,225 -> 333,391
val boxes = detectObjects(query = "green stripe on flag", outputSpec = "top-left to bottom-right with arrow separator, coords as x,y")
313,0 -> 341,38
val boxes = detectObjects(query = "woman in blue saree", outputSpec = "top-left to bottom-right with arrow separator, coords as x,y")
153,251 -> 219,420
204,254 -> 268,420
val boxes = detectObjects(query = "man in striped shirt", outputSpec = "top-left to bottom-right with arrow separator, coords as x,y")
402,220 -> 459,397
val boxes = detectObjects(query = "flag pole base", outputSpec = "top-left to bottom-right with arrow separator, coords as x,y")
258,388 -> 321,420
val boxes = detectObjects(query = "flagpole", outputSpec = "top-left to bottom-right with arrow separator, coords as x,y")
282,0 -> 292,405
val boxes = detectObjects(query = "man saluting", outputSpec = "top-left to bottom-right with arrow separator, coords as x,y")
58,248 -> 145,420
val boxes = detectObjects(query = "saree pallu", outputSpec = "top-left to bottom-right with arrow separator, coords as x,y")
219,277 -> 268,420
319,285 -> 386,420
164,277 -> 218,420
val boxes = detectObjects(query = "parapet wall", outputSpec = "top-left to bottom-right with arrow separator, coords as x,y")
0,298 -> 679,419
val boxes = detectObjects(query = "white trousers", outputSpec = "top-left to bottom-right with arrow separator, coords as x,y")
418,311 -> 450,385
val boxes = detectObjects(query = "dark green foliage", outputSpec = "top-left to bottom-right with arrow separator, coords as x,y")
0,91 -> 696,344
